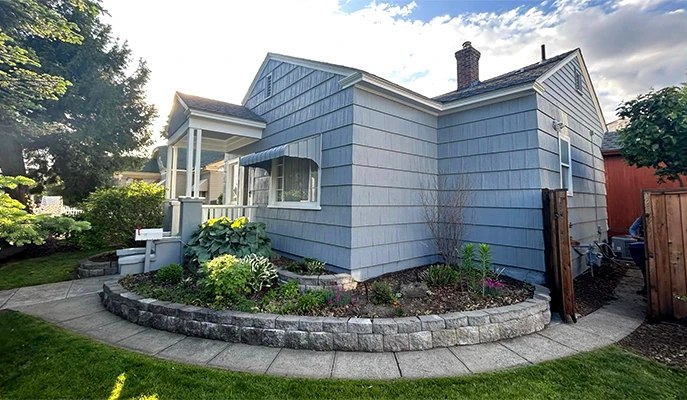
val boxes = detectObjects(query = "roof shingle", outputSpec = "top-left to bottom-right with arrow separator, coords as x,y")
602,131 -> 622,153
177,92 -> 266,123
432,50 -> 577,103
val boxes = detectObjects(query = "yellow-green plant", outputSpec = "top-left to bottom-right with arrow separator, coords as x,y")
201,254 -> 252,298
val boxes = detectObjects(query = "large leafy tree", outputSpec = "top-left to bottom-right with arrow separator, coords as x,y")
617,82 -> 687,187
0,0 -> 157,204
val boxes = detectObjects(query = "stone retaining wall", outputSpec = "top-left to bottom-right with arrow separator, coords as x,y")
78,253 -> 118,278
276,269 -> 357,291
101,281 -> 551,352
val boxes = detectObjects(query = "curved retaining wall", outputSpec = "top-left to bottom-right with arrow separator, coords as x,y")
78,253 -> 118,278
101,281 -> 551,352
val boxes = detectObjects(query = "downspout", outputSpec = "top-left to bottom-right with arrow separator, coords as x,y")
590,130 -> 601,241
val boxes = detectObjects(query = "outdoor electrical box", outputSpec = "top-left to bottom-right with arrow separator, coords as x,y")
611,235 -> 637,260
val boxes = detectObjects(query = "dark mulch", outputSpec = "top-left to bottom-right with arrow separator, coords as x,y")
320,266 -> 532,318
573,260 -> 631,316
619,321 -> 687,369
123,264 -> 533,318
271,255 -> 335,275
88,251 -> 117,262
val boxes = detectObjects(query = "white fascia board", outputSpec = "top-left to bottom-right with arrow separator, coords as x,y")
536,49 -> 607,132
439,83 -> 536,114
340,71 -> 538,116
188,109 -> 267,129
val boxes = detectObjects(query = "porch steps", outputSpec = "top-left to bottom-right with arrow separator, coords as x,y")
116,235 -> 183,275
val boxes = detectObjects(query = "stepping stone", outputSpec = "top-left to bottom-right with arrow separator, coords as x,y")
396,348 -> 470,378
86,319 -> 147,343
450,342 -> 529,373
267,348 -> 335,378
159,337 -> 229,364
117,329 -> 185,355
331,352 -> 400,379
499,333 -> 577,363
208,343 -> 281,374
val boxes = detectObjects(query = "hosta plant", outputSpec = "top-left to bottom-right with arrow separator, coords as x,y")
184,216 -> 271,267
243,254 -> 278,292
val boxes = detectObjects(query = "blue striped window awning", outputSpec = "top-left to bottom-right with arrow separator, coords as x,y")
239,134 -> 321,169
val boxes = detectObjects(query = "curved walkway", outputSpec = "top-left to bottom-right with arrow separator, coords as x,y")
1,269 -> 645,379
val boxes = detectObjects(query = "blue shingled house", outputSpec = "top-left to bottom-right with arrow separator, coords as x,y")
159,42 -> 608,284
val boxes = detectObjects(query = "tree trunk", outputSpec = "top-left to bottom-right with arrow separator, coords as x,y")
0,134 -> 29,204
676,175 -> 684,187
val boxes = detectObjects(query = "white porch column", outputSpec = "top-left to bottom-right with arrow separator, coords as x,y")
170,146 -> 178,198
224,154 -> 231,205
165,145 -> 174,199
185,128 -> 194,197
194,129 -> 203,198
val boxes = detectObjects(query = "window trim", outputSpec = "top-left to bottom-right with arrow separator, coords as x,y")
559,136 -> 573,196
265,73 -> 273,99
268,156 -> 321,210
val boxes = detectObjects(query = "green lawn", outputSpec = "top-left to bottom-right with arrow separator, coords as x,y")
0,249 -> 107,290
1,311 -> 686,399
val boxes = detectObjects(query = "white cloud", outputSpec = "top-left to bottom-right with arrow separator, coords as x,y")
101,0 -> 687,148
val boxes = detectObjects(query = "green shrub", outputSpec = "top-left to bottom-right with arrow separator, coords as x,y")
201,254 -> 252,298
296,289 -> 327,313
277,280 -> 300,300
421,264 -> 459,286
184,216 -> 271,267
369,281 -> 395,305
242,254 -> 278,292
78,182 -> 164,249
156,263 -> 183,285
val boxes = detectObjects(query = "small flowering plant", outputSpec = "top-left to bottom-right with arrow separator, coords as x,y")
480,277 -> 505,296
325,285 -> 354,307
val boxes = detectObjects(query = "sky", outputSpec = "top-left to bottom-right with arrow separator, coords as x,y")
101,0 -> 687,151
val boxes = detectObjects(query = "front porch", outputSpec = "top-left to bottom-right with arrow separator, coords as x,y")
163,92 -> 267,235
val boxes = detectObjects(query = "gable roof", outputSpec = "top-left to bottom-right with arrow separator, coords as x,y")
139,158 -> 160,173
432,50 -> 577,103
176,92 -> 266,123
154,146 -> 225,170
602,131 -> 621,153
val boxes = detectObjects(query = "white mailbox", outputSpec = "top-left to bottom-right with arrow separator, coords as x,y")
135,228 -> 164,242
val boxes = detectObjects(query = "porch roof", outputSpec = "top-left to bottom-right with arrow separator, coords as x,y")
176,92 -> 265,124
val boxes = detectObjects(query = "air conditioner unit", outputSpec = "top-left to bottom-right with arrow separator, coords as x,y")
611,235 -> 637,260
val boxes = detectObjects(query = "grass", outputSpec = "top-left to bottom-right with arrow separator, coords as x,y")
1,311 -> 686,399
0,249 -> 107,290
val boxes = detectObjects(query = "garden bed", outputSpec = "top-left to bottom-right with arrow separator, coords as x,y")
120,264 -> 533,318
574,260 -> 630,316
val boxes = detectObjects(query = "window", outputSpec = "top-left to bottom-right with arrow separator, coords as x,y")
265,74 -> 273,99
559,137 -> 573,196
271,156 -> 319,208
574,68 -> 583,93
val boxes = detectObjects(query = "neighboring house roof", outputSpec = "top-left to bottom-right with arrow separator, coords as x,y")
602,131 -> 621,153
606,118 -> 628,132
139,158 -> 160,173
432,50 -> 577,103
155,146 -> 224,170
176,92 -> 266,123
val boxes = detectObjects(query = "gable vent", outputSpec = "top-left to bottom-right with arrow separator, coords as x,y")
265,74 -> 273,99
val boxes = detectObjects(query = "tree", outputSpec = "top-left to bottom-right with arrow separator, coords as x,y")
0,0 -> 86,202
617,82 -> 687,187
0,0 -> 157,204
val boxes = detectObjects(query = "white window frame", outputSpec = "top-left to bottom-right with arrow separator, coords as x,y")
559,135 -> 573,197
265,73 -> 273,99
268,156 -> 321,210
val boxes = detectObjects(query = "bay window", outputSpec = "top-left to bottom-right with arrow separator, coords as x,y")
271,156 -> 320,208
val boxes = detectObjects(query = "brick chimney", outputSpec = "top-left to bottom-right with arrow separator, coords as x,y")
455,41 -> 481,90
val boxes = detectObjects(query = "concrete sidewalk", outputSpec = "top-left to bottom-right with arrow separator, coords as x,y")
4,269 -> 646,379
0,275 -> 113,310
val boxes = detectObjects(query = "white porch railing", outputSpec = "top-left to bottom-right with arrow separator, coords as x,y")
201,205 -> 257,224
